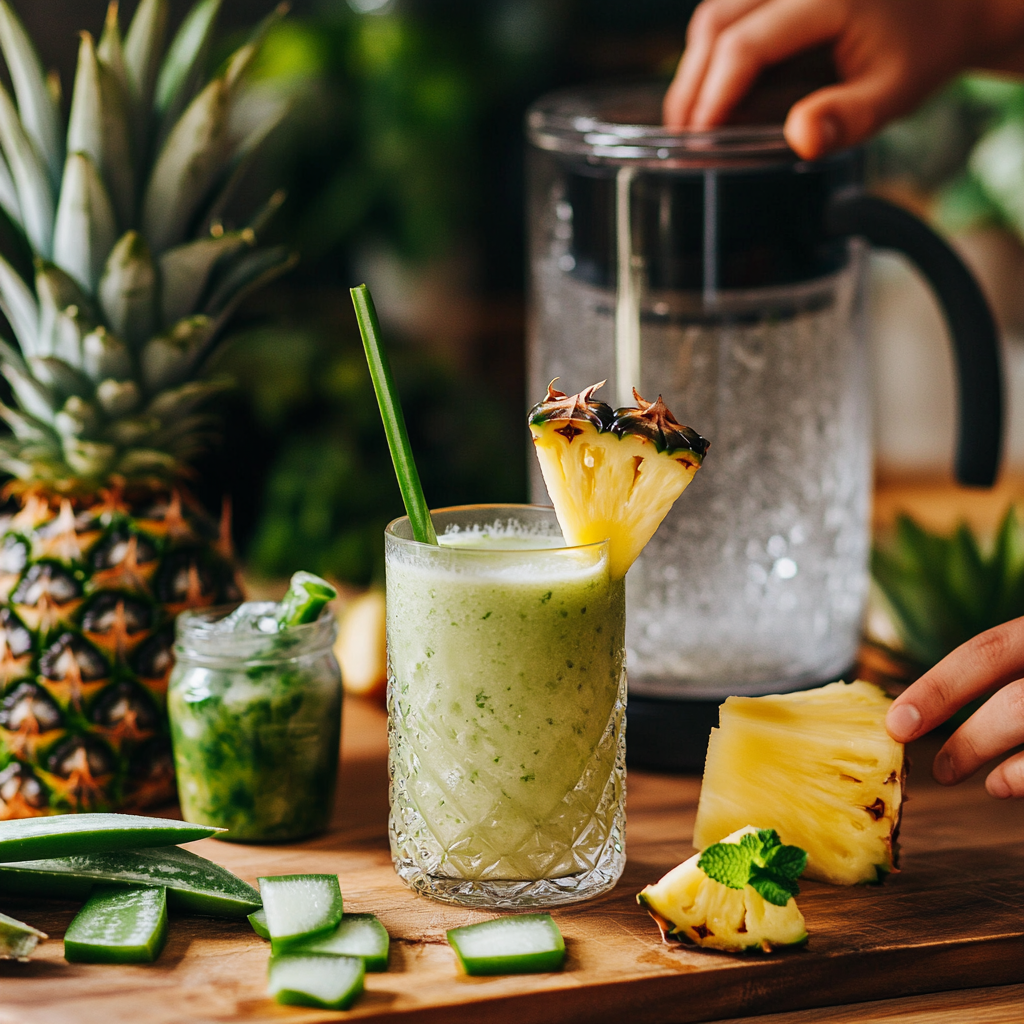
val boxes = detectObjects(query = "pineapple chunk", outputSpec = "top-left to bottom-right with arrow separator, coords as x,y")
694,681 -> 906,886
336,590 -> 387,701
529,382 -> 708,580
638,827 -> 808,953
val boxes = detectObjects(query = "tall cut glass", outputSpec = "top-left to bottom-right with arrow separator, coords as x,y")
386,505 -> 626,907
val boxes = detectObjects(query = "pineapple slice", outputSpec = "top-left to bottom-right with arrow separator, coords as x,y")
638,827 -> 808,953
694,681 -> 906,886
528,382 -> 709,580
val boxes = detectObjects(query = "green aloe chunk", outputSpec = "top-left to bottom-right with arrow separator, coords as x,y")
248,906 -> 269,939
0,910 -> 47,960
0,812 -> 223,862
275,571 -> 337,628
64,885 -> 168,964
447,913 -> 566,976
285,913 -> 389,971
258,874 -> 343,953
0,845 -> 260,918
268,953 -> 364,1011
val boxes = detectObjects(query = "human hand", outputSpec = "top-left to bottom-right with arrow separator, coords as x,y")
664,0 -> 1024,159
886,616 -> 1024,798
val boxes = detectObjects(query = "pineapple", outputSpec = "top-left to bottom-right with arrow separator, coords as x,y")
0,0 -> 294,816
638,827 -> 808,953
694,681 -> 907,886
528,381 -> 709,580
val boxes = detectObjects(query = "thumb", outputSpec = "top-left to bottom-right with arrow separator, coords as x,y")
784,71 -> 907,159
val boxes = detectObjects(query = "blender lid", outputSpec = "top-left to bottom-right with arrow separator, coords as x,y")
527,82 -> 793,167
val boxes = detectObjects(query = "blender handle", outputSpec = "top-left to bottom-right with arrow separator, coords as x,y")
826,190 -> 1003,488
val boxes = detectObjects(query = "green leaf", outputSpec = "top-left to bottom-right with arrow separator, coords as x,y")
141,76 -> 229,253
99,231 -> 157,348
27,356 -> 91,402
123,0 -> 169,115
155,0 -> 221,125
54,394 -> 100,438
0,0 -> 64,190
748,869 -> 799,908
82,327 -> 131,383
0,148 -> 22,228
763,842 -> 808,879
158,232 -> 250,327
52,153 -> 117,293
35,261 -> 96,360
67,32 -> 134,231
97,2 -> 129,99
2,360 -> 58,424
140,315 -> 214,390
0,81 -> 54,257
0,251 -> 37,351
144,378 -> 229,420
96,378 -> 142,416
696,842 -> 750,890
62,436 -> 117,477
204,245 -> 295,320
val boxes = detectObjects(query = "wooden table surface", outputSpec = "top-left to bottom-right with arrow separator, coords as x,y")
1,696 -> 1022,1024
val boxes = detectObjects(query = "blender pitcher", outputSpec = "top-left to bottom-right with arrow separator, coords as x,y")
525,84 -> 1003,770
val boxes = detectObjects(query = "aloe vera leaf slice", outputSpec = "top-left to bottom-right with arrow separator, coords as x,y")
248,906 -> 269,939
275,570 -> 337,627
447,913 -> 566,976
0,845 -> 260,918
258,874 -> 344,954
289,913 -> 390,971
268,953 -> 364,1010
0,910 -> 47,960
0,812 -> 223,863
64,885 -> 168,964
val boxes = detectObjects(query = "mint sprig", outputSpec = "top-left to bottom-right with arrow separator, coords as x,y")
697,829 -> 807,907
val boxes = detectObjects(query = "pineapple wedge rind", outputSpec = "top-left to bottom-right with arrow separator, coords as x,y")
638,828 -> 808,953
694,681 -> 906,887
529,381 -> 709,580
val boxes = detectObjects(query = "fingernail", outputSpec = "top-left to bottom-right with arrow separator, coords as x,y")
818,113 -> 841,150
987,774 -> 1011,799
886,702 -> 922,741
933,750 -> 956,785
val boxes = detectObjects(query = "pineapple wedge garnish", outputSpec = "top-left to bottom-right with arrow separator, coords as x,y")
694,681 -> 906,886
638,827 -> 808,953
529,381 -> 709,580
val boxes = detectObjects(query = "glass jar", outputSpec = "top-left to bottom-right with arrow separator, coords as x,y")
168,605 -> 342,842
386,505 -> 626,907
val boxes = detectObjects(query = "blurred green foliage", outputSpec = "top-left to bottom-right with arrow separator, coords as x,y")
873,74 -> 1024,241
872,508 -> 1024,668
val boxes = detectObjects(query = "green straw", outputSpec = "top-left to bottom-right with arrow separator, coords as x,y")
351,284 -> 438,545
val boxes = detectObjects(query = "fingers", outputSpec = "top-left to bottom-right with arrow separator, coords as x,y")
686,0 -> 846,129
664,0 -> 767,127
886,617 -> 1024,743
931,677 -> 1024,786
987,749 -> 1024,799
783,66 -> 906,158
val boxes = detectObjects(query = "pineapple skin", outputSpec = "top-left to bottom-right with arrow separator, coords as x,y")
638,828 -> 808,953
694,681 -> 906,886
0,488 -> 237,817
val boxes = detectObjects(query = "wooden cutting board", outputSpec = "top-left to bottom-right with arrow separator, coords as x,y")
2,698 -> 1022,1024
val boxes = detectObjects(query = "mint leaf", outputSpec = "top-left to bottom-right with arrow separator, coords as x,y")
749,867 -> 799,907
764,843 -> 807,879
739,832 -> 762,854
756,828 -> 782,852
697,843 -> 752,889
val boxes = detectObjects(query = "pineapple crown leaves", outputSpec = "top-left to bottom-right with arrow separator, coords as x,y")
611,388 -> 710,461
0,0 -> 297,489
872,507 -> 1024,667
528,378 -> 614,431
697,829 -> 808,907
528,379 -> 710,461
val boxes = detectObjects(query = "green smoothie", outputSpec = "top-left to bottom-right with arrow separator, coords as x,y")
386,506 -> 626,903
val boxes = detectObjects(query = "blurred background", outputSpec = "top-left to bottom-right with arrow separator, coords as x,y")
8,0 -> 1024,598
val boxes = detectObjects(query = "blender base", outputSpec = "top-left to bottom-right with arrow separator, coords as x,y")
626,666 -> 858,773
